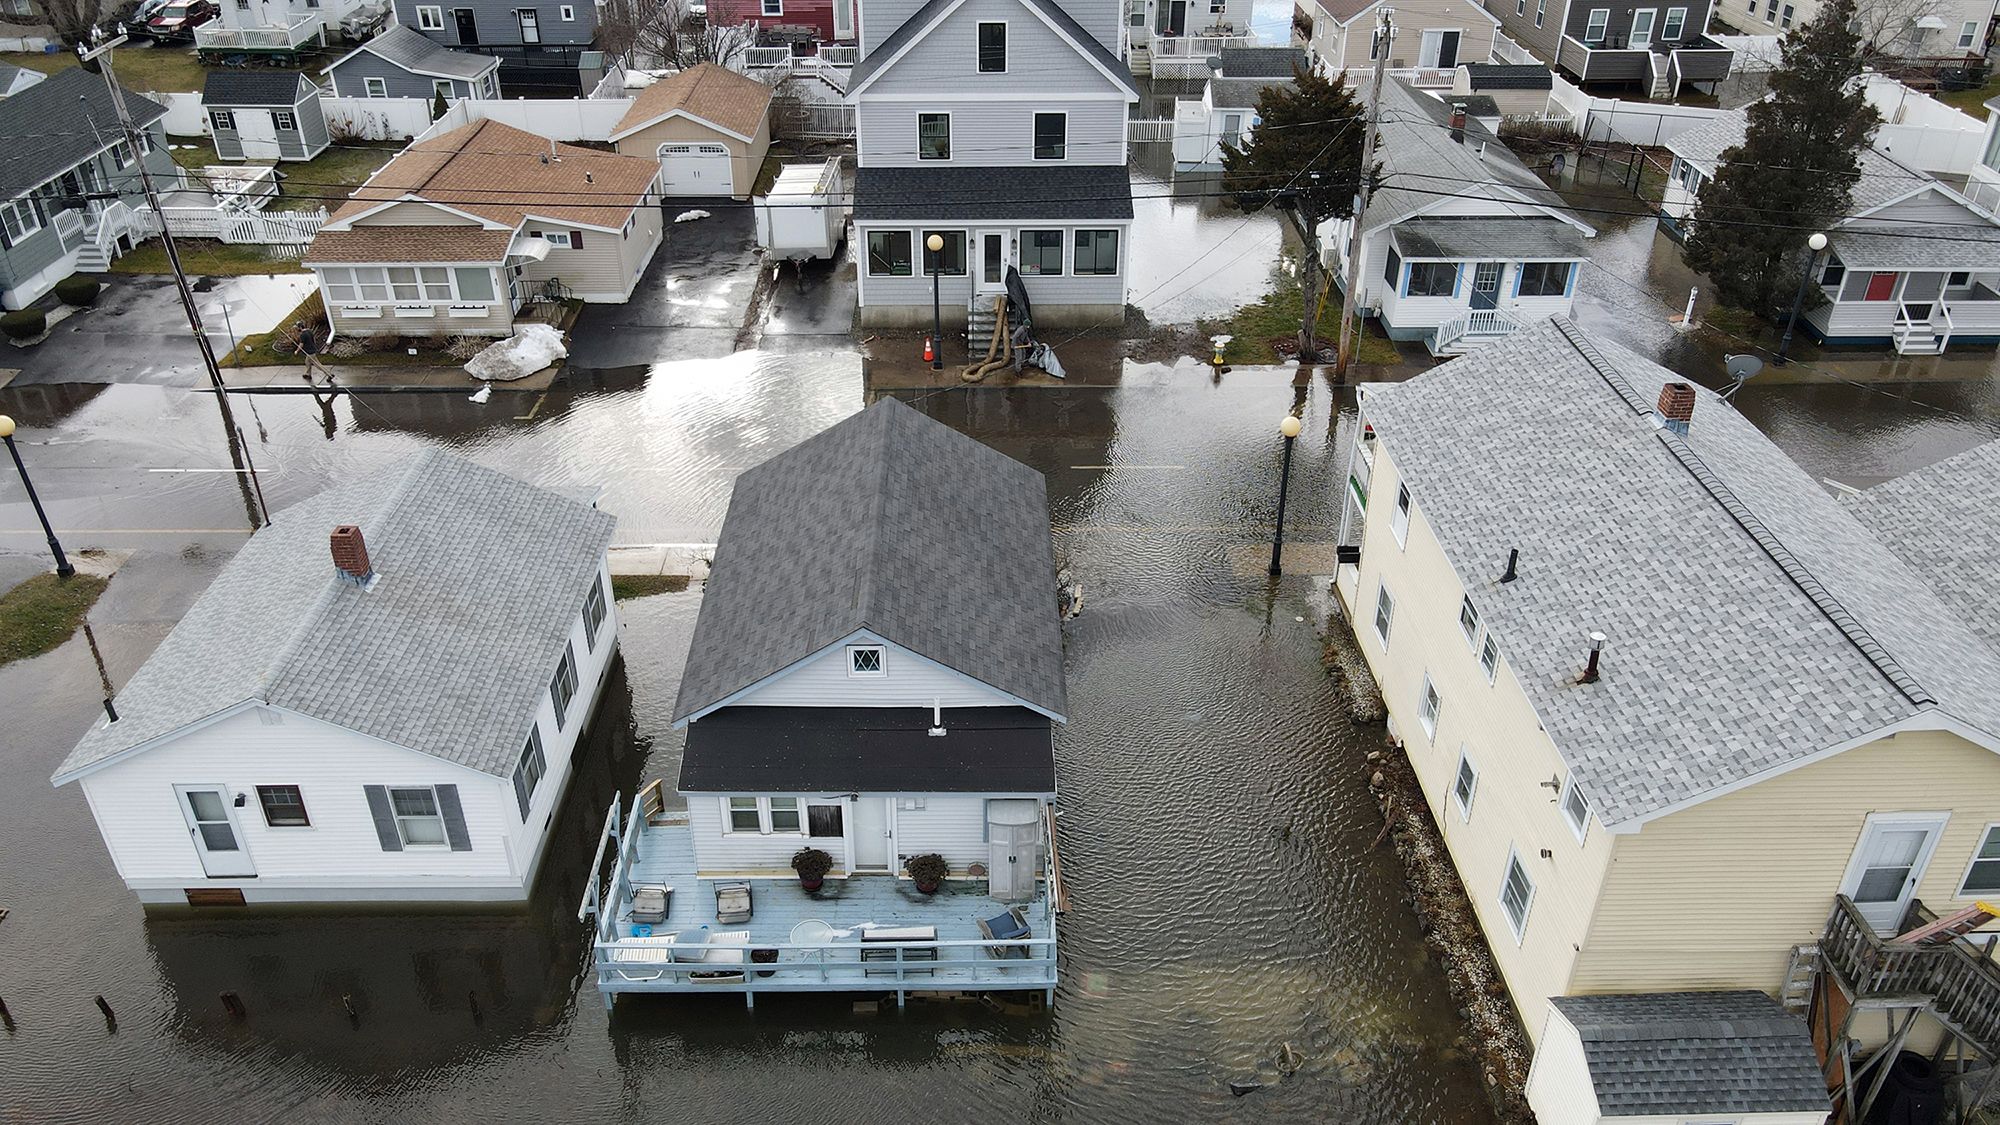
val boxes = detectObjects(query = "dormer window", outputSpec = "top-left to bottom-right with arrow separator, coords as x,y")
848,645 -> 885,676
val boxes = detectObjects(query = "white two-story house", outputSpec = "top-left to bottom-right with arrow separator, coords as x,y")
51,450 -> 619,906
846,0 -> 1140,330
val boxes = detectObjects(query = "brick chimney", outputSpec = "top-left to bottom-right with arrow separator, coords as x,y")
330,525 -> 373,586
1657,382 -> 1696,437
1449,107 -> 1466,144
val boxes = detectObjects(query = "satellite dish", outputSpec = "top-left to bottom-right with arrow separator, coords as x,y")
1721,354 -> 1763,402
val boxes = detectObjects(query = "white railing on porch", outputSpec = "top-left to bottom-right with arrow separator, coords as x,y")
147,203 -> 328,247
1152,33 -> 1257,58
744,45 -> 857,90
196,12 -> 322,50
52,208 -> 86,252
1431,307 -> 1523,353
1129,118 -> 1174,141
1892,300 -> 1953,354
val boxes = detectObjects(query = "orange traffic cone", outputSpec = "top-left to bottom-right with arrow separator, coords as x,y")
922,335 -> 935,363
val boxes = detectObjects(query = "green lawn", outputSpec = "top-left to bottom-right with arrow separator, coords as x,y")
1937,70 -> 2000,115
112,239 -> 304,276
0,572 -> 108,670
1197,283 -> 1402,366
170,138 -> 401,213
612,574 -> 692,599
0,43 -> 209,94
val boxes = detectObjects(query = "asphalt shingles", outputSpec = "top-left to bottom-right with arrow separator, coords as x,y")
1551,992 -> 1828,1115
1848,438 -> 2000,654
0,69 -> 166,200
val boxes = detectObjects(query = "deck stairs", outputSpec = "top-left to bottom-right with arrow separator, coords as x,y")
1647,52 -> 1674,98
1780,941 -> 1820,1015
968,295 -> 1008,358
1892,302 -> 1952,355
1426,308 -> 1524,356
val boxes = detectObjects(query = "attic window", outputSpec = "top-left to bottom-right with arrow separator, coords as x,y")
848,645 -> 885,676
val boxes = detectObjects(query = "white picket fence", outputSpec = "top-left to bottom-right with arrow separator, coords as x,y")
154,204 -> 328,247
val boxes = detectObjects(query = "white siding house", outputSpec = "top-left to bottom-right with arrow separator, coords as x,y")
52,450 -> 619,905
846,0 -> 1140,328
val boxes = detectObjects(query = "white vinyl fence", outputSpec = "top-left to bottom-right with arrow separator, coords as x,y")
322,96 -> 438,141
153,205 -> 328,248
417,97 -> 635,143
1548,73 -> 1726,146
153,91 -> 211,138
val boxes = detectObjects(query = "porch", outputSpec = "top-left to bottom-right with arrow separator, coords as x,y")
1150,33 -> 1260,78
1370,217 -> 1589,355
195,12 -> 324,55
578,785 -> 1061,1007
1805,237 -> 2000,354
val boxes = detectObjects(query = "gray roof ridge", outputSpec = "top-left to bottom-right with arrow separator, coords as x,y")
1550,319 -> 1937,709
856,399 -> 902,627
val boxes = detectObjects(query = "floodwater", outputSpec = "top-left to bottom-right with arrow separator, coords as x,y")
0,356 -> 1495,1124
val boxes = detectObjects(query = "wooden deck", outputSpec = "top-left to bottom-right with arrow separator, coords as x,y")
578,798 -> 1057,1007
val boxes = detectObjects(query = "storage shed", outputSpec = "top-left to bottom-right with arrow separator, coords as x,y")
202,71 -> 330,162
608,63 -> 773,199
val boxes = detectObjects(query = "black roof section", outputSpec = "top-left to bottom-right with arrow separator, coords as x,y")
854,164 -> 1133,221
0,68 -> 166,199
1210,46 -> 1308,77
1463,62 -> 1553,89
679,706 -> 1056,793
849,0 -> 1137,96
671,398 -> 1069,723
1550,992 -> 1830,1116
202,69 -> 313,106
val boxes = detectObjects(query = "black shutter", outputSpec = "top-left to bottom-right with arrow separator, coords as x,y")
436,784 -> 473,851
569,229 -> 584,249
364,785 -> 402,851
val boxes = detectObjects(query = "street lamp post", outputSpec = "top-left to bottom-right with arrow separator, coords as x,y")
926,233 -> 945,371
1269,413 -> 1303,577
0,415 -> 74,578
1776,231 -> 1829,366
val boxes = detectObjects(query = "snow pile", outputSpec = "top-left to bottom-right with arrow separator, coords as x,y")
674,209 -> 711,223
464,323 -> 566,382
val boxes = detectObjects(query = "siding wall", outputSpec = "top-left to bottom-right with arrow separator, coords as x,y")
330,299 -> 515,338
327,51 -> 485,99
710,0 -> 841,41
1345,439 -> 1617,1044
353,200 -> 484,225
857,98 -> 1124,167
854,220 -> 1129,314
1310,0 -> 1498,70
394,0 -> 596,45
729,636 -> 1014,709
682,793 -> 1032,877
518,208 -> 657,301
1490,0 -> 1567,64
860,0 -> 928,54
0,127 -> 176,307
1521,1011 -> 1601,1125
894,796 -> 996,872
613,114 -> 770,199
862,1 -> 1127,97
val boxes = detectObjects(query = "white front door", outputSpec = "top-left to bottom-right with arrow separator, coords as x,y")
1841,813 -> 1949,933
176,784 -> 257,878
236,109 -> 281,160
851,797 -> 891,872
1628,8 -> 1657,47
656,143 -> 733,196
1417,28 -> 1460,68
976,229 -> 1011,294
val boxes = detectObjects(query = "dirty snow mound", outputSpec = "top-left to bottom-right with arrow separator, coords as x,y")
674,209 -> 711,223
464,323 -> 566,382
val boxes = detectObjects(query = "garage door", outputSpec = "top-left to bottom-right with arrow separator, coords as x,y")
658,143 -> 732,195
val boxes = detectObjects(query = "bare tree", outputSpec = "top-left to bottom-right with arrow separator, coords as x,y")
1848,0 -> 1955,63
599,0 -> 753,70
0,0 -> 115,46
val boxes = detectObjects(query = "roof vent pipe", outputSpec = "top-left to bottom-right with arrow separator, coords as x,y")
1501,547 -> 1519,583
928,700 -> 946,738
1577,631 -> 1608,684
102,697 -> 119,723
1658,381 -> 1696,437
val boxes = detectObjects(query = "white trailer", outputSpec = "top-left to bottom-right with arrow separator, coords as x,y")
754,158 -> 847,263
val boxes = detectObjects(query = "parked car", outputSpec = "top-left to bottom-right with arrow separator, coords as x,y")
121,0 -> 171,37
145,0 -> 216,41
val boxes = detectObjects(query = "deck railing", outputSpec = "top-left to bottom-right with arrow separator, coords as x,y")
1821,895 -> 2000,1053
196,12 -> 322,51
591,933 -> 1059,992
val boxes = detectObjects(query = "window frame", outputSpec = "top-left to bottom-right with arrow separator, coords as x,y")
0,198 -> 41,242
1074,229 -> 1119,276
433,78 -> 455,100
363,76 -> 388,98
1417,673 -> 1441,741
256,784 -> 311,827
512,725 -> 547,820
549,640 -> 578,729
1661,5 -> 1686,39
1959,823 -> 2000,896
1516,261 -> 1571,298
916,111 -> 951,160
1033,111 -> 1067,160
977,20 -> 1007,72
1479,634 -> 1500,683
1961,19 -> 1980,49
722,796 -> 807,836
1534,0 -> 1545,27
1404,261 -> 1458,298
417,3 -> 443,27
762,0 -> 781,14
1451,747 -> 1477,821
921,228 -> 967,277
1383,244 -> 1401,287
583,575 -> 608,649
1583,7 -> 1608,40
559,2 -> 574,16
866,228 -> 913,276
1373,583 -> 1394,648
1458,595 -> 1480,647
1390,483 -> 1411,547
1560,776 -> 1591,842
389,785 -> 449,848
1500,848 -> 1535,941
1021,229 -> 1064,276
848,644 -> 886,677
273,109 -> 296,132
211,108 -> 236,130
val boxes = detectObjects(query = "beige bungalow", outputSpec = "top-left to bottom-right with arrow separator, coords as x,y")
608,63 -> 774,200
1333,316 -> 2000,1084
1295,0 -> 1500,77
302,119 -> 664,339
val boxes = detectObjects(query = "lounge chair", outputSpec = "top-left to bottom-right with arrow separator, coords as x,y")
630,884 -> 671,925
608,934 -> 681,982
714,881 -> 753,924
977,908 -> 1032,959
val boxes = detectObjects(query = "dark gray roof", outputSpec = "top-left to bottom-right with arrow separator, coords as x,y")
1359,317 -> 2000,825
672,399 -> 1067,724
53,449 -> 617,784
1368,78 -> 1589,236
0,67 -> 166,200
1667,103 -> 1929,214
1850,438 -> 2000,653
1463,63 -> 1552,89
849,0 -> 1137,96
1829,222 -> 2000,269
1550,992 -> 1829,1116
1443,94 -> 1500,117
680,707 -> 1056,793
1210,47 -> 1307,77
1211,76 -> 1289,109
202,69 -> 314,107
854,164 -> 1132,221
1390,217 -> 1592,259
335,24 -> 499,81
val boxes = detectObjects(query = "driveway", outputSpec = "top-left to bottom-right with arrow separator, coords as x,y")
2,273 -> 315,388
567,198 -> 766,370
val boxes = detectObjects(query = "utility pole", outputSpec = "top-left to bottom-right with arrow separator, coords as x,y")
80,31 -> 266,529
1334,5 -> 1393,380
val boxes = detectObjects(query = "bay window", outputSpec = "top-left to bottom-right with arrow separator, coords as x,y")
320,265 -> 477,305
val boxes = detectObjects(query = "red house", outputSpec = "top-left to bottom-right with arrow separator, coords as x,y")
706,0 -> 855,45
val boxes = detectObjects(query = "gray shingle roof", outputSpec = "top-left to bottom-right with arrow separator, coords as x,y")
672,398 -> 1067,724
1463,63 -> 1552,90
1368,78 -> 1589,237
341,25 -> 498,81
853,164 -> 1132,221
53,450 -> 616,784
1359,317 -> 2000,826
1211,76 -> 1290,109
1211,47 -> 1308,77
1849,438 -> 2000,653
1829,223 -> 2000,269
202,69 -> 313,107
849,0 -> 1137,96
1390,216 -> 1591,259
1666,103 -> 1928,215
0,68 -> 166,200
1551,992 -> 1828,1115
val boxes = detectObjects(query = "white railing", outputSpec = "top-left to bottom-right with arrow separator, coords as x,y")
1892,301 -> 1953,354
1152,33 -> 1257,58
591,933 -> 1059,991
86,200 -> 140,260
744,44 -> 856,91
776,101 -> 855,140
1129,118 -> 1174,141
195,12 -> 322,50
1492,31 -> 1535,64
1430,307 -> 1524,353
743,46 -> 792,68
149,203 -> 328,246
53,208 -> 85,252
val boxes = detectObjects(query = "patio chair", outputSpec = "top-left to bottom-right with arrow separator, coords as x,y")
714,881 -> 753,924
976,908 -> 1032,959
629,884 -> 671,925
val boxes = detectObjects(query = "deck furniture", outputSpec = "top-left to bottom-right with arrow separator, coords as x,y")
608,934 -> 682,981
789,918 -> 836,948
862,924 -> 938,976
691,931 -> 751,981
629,884 -> 671,925
668,925 -> 711,962
977,908 -> 1032,959
715,881 -> 753,924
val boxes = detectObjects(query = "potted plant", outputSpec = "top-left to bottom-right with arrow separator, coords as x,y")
791,846 -> 833,892
905,853 -> 949,895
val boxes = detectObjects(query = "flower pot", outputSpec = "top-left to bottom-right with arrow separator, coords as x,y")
751,947 -> 778,977
914,878 -> 941,895
799,875 -> 824,892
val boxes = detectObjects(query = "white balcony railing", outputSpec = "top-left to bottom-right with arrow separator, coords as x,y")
195,12 -> 322,51
1151,33 -> 1258,58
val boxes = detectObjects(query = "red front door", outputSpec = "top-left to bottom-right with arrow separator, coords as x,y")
1864,272 -> 1899,301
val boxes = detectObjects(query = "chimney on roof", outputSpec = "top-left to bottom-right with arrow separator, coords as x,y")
331,525 -> 374,587
1657,381 -> 1696,437
1449,106 -> 1466,144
